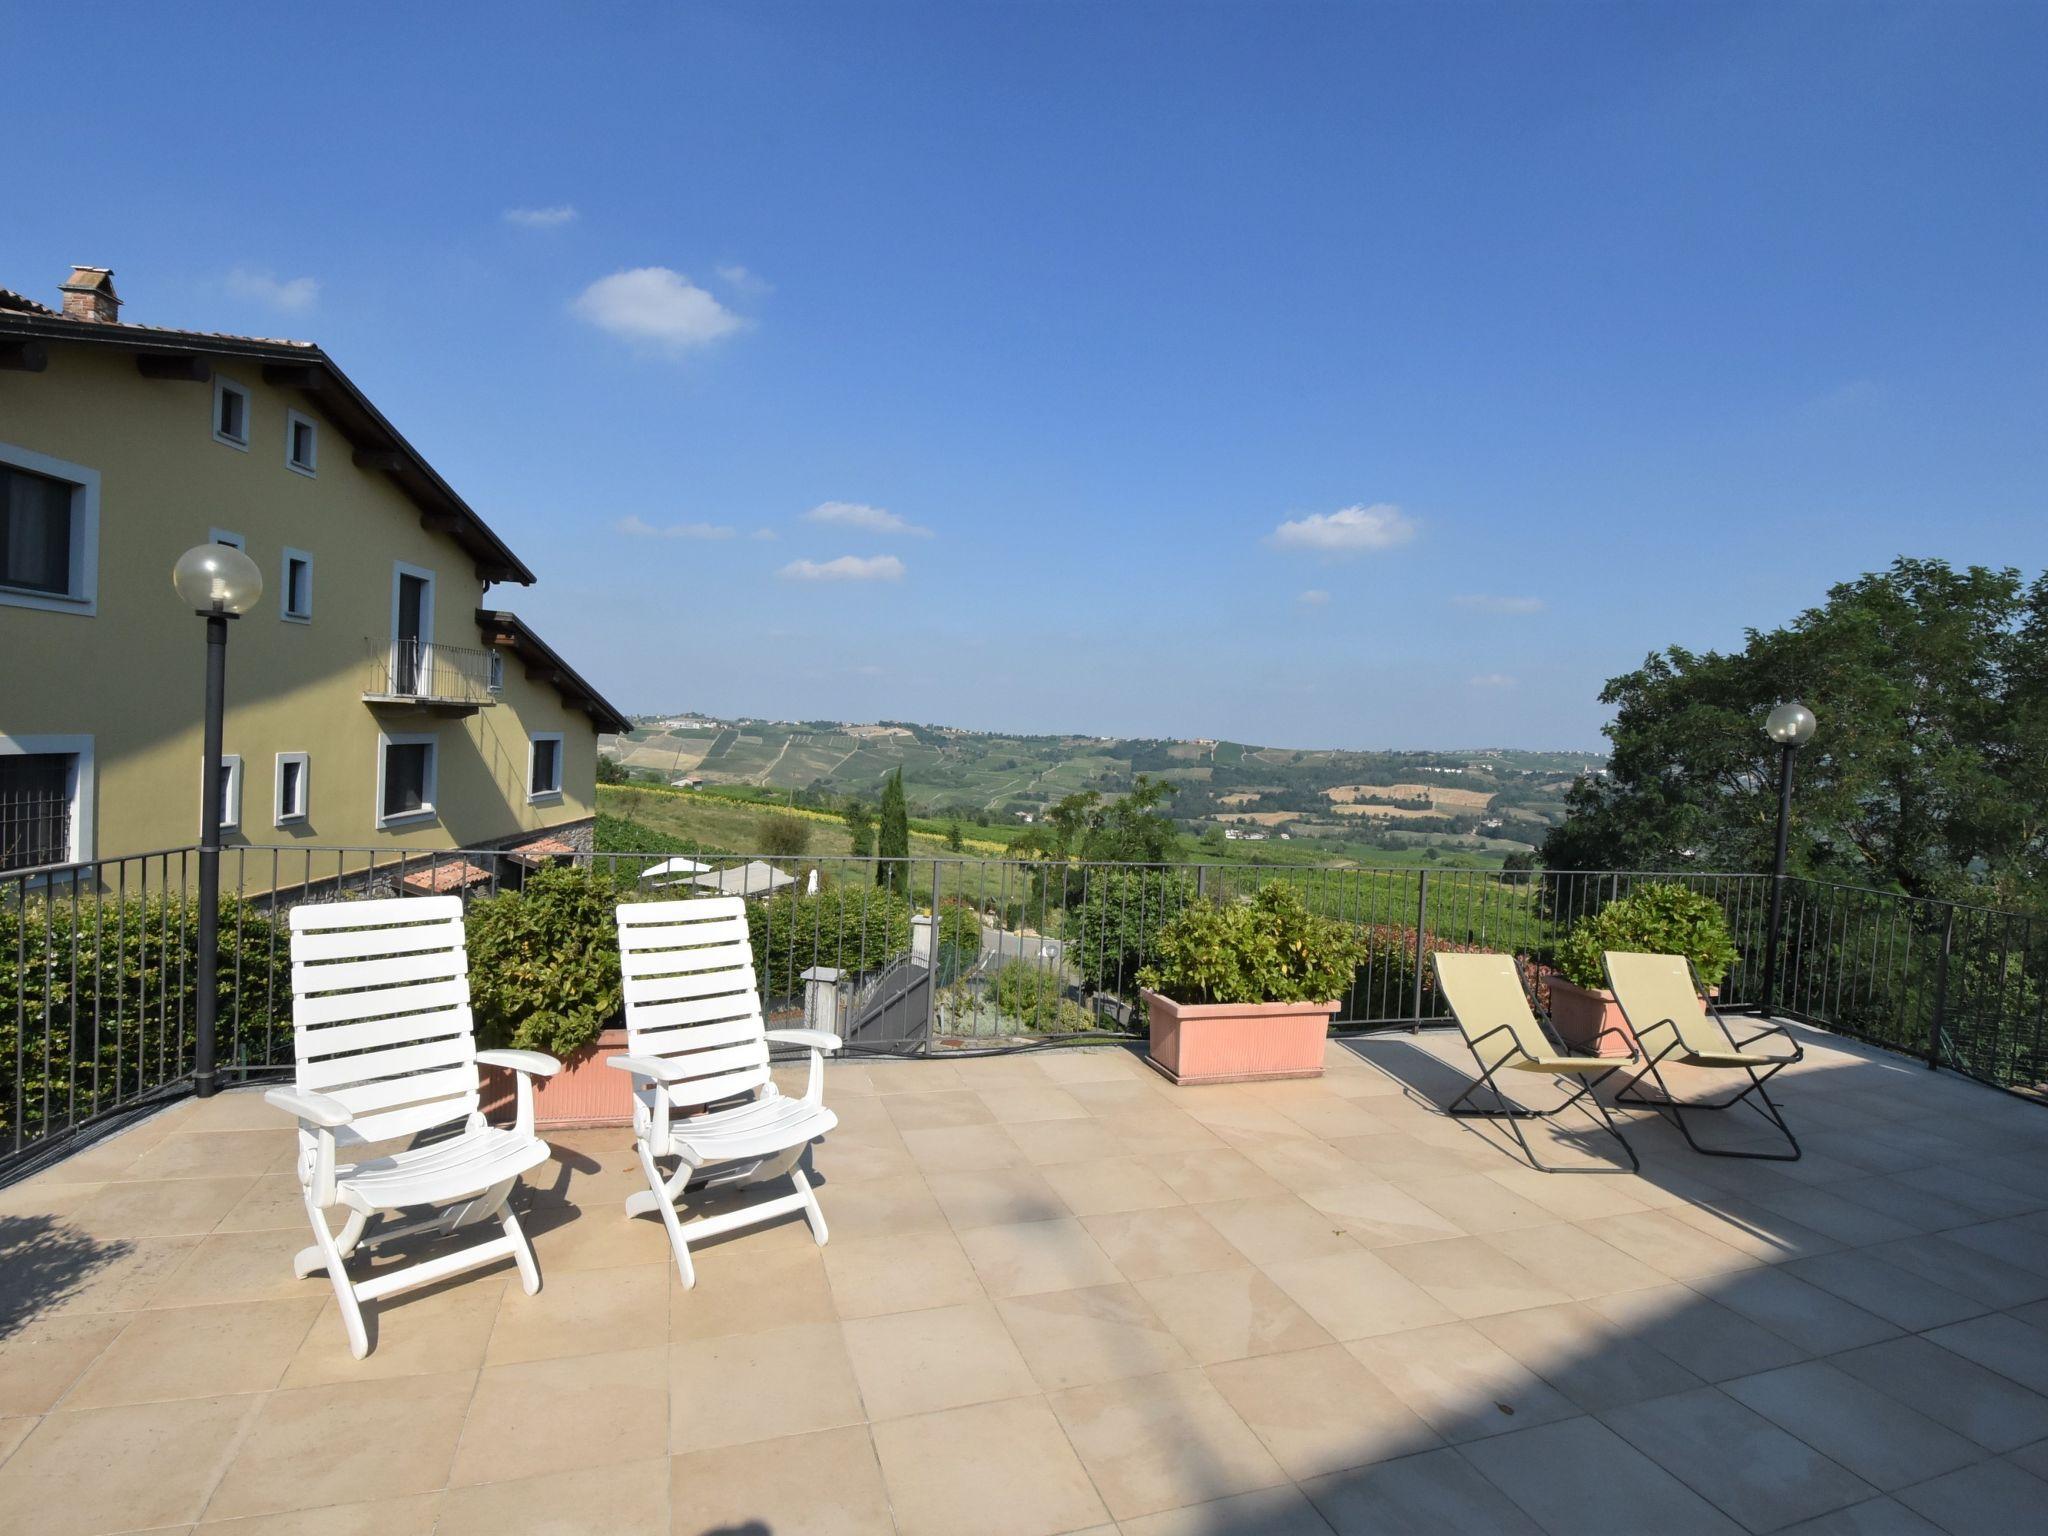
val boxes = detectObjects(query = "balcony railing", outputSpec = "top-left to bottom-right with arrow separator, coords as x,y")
3,847 -> 2043,1177
361,637 -> 499,710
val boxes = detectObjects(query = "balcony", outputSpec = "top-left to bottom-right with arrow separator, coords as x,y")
2,850 -> 2046,1532
360,636 -> 499,714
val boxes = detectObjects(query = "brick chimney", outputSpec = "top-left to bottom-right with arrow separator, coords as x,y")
58,266 -> 120,323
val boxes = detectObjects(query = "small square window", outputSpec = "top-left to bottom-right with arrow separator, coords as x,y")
379,736 -> 437,826
275,752 -> 309,825
528,733 -> 564,801
286,412 -> 318,476
281,549 -> 313,621
203,754 -> 243,830
213,378 -> 250,449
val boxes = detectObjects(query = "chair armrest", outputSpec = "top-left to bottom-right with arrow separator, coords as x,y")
263,1086 -> 353,1128
476,1049 -> 563,1078
764,1029 -> 842,1053
607,1053 -> 686,1082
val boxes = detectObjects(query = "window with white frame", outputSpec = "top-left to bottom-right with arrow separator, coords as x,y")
202,753 -> 243,830
285,411 -> 318,476
487,650 -> 505,692
0,734 -> 95,872
0,444 -> 100,614
281,548 -> 313,621
213,377 -> 250,449
274,751 -> 309,825
528,732 -> 564,801
377,733 -> 437,827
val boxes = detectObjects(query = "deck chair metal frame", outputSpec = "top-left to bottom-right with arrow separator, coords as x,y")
265,896 -> 560,1359
611,896 -> 841,1288
1604,950 -> 1802,1162
1432,952 -> 1641,1175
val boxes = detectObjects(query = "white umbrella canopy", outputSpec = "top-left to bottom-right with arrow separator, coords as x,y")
639,855 -> 714,886
687,860 -> 797,898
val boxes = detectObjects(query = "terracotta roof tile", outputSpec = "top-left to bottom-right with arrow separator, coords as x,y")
398,859 -> 494,894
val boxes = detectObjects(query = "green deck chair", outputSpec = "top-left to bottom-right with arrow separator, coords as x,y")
1603,951 -> 1803,1161
1432,952 -> 1639,1174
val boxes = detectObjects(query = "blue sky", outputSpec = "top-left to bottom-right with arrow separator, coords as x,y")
11,1 -> 2047,750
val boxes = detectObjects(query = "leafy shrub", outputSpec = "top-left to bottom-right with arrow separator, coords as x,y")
0,891 -> 286,1145
745,884 -> 914,999
1349,923 -> 1494,1019
1137,885 -> 1365,1006
756,813 -> 811,858
1070,869 -> 1196,995
988,959 -> 1091,1032
1555,881 -> 1739,991
465,866 -> 626,1059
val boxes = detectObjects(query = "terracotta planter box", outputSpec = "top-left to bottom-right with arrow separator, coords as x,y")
481,1025 -> 634,1129
1544,977 -> 1638,1058
1141,990 -> 1335,1086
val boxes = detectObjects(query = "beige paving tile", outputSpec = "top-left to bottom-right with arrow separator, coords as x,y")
1040,1156 -> 1184,1216
1897,1458 -> 2048,1535
1235,1133 -> 1372,1193
1402,1171 -> 1555,1233
1178,1091 -> 1309,1142
1196,1196 -> 1355,1264
150,1227 -> 326,1307
1207,1343 -> 1439,1479
1667,1197 -> 1844,1264
214,1174 -> 311,1233
670,1424 -> 894,1535
117,1129 -> 290,1181
961,1217 -> 1125,1296
487,1260 -> 667,1364
0,1313 -> 128,1415
811,1132 -> 918,1183
1723,1361 -> 1984,1492
1459,1414 -> 1744,1535
1347,1321 -> 1579,1443
883,1089 -> 996,1131
197,1491 -> 443,1532
1144,1148 -> 1290,1204
66,1296 -> 320,1407
1138,1266 -> 1333,1365
669,1322 -> 863,1452
806,1172 -> 939,1246
871,1396 -> 1110,1536
1374,1237 -> 1570,1320
1868,1232 -> 2048,1310
1084,1206 -> 1251,1281
206,1371 -> 474,1521
435,1456 -> 670,1536
1297,1179 -> 1466,1248
1112,1107 -> 1226,1156
282,1271 -> 508,1385
1332,1131 -> 1499,1186
843,1299 -> 1037,1418
999,1282 -> 1194,1390
823,1227 -> 983,1318
518,1194 -> 680,1272
1590,1279 -> 1814,1385
1474,1221 -> 1670,1300
0,1416 -> 31,1466
1577,1209 -> 1761,1280
1122,1483 -> 1336,1535
1831,1334 -> 2048,1454
977,1085 -> 1090,1123
667,1224 -> 837,1338
1483,1163 -> 1651,1220
1262,1249 -> 1457,1341
1923,1312 -> 2048,1396
1002,1115 -> 1124,1166
0,1393 -> 257,1536
1036,1047 -> 1149,1083
864,1060 -> 968,1094
1272,1095 -> 1400,1141
453,1346 -> 667,1485
900,1122 -> 1021,1172
1050,1367 -> 1287,1521
1688,1267 -> 1900,1355
1302,1444 -> 1544,1533
1781,1250 -> 1989,1332
1601,1384 -> 1877,1533
68,1176 -> 259,1239
928,1166 -> 1072,1229
1475,1300 -> 1705,1411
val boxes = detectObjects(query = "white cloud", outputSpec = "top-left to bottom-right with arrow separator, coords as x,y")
614,514 -> 735,540
750,527 -> 780,541
1270,502 -> 1417,555
1297,589 -> 1331,607
803,501 -> 932,538
778,554 -> 906,582
715,263 -> 772,295
504,204 -> 578,228
1452,594 -> 1544,615
225,268 -> 318,313
1469,673 -> 1517,689
572,267 -> 743,351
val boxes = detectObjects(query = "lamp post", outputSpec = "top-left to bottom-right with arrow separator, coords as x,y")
1758,700 -> 1817,1020
172,543 -> 264,1098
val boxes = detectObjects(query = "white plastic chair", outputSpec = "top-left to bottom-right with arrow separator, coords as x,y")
265,895 -> 560,1358
611,897 -> 840,1287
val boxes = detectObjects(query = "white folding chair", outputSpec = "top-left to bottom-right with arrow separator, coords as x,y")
611,897 -> 840,1287
265,896 -> 560,1358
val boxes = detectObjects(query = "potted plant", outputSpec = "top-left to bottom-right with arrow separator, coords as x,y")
471,865 -> 633,1128
1546,882 -> 1739,1057
1137,884 -> 1364,1085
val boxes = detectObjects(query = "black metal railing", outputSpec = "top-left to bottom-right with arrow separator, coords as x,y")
4,844 -> 2042,1177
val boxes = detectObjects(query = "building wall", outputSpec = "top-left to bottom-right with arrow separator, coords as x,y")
0,342 -> 597,865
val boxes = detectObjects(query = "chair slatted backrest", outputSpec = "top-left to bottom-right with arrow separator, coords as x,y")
289,895 -> 480,1145
1603,951 -> 1719,1055
1432,952 -> 1556,1067
615,897 -> 771,1108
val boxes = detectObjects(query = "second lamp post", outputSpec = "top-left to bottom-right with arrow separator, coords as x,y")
1758,700 -> 1817,1019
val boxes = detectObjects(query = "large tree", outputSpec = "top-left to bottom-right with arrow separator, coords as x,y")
1016,775 -> 1182,865
1544,558 -> 2048,910
875,769 -> 910,889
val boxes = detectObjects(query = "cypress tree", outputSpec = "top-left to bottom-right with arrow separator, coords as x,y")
876,770 -> 909,889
